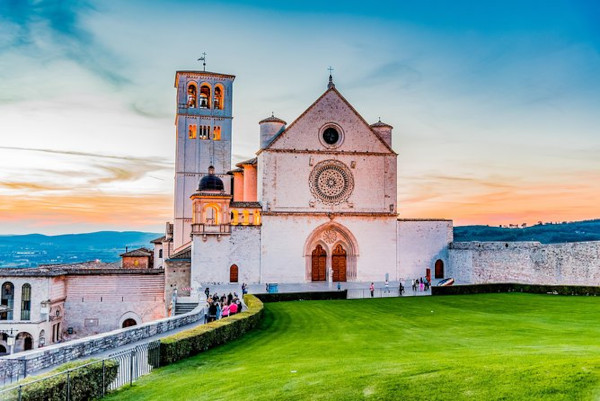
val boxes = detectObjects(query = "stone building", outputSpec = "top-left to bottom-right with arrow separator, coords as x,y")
156,69 -> 453,300
0,261 -> 165,355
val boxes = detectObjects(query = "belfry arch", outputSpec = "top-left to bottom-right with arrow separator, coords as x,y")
304,222 -> 359,282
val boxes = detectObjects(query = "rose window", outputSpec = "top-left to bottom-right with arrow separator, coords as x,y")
309,160 -> 354,204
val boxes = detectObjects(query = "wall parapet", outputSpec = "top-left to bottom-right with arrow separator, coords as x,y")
0,305 -> 206,380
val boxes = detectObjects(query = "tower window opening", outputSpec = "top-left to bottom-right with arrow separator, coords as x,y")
188,124 -> 197,139
200,85 -> 211,109
205,206 -> 218,225
187,84 -> 197,108
214,85 -> 224,110
213,126 -> 221,141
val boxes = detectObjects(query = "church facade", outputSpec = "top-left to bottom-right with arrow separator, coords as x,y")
154,69 -> 453,296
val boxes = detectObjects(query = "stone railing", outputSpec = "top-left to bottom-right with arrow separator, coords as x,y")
0,304 -> 206,381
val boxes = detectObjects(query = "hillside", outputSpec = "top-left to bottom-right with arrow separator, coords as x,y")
454,219 -> 600,243
0,231 -> 162,268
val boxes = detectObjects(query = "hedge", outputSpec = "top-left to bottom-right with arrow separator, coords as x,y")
6,358 -> 118,401
159,294 -> 264,366
432,283 -> 600,296
256,290 -> 347,303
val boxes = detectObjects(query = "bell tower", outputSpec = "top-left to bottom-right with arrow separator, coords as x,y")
173,69 -> 235,249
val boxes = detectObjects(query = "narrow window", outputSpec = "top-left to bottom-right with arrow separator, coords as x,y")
188,124 -> 197,139
214,85 -> 224,110
213,126 -> 221,141
0,282 -> 14,320
200,85 -> 211,108
187,84 -> 197,108
21,284 -> 31,321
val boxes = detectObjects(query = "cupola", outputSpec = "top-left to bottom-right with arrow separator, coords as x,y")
370,119 -> 393,147
259,113 -> 286,149
198,166 -> 224,192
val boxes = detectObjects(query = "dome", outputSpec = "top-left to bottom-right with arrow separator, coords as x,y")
198,166 -> 224,191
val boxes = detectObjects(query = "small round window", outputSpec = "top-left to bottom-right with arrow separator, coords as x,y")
322,127 -> 339,145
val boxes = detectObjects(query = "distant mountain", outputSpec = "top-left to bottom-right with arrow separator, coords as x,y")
454,219 -> 600,244
0,231 -> 162,268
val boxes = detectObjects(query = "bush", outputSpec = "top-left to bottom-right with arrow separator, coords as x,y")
432,283 -> 600,296
7,358 -> 118,401
256,290 -> 347,303
160,294 -> 264,366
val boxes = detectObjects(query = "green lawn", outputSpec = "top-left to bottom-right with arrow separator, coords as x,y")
107,294 -> 600,400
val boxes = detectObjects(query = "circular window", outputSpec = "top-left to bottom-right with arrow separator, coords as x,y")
322,127 -> 339,145
309,160 -> 354,204
319,123 -> 344,148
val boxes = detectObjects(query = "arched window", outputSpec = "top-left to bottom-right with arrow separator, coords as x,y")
187,83 -> 197,108
214,85 -> 224,110
188,124 -> 197,139
21,284 -> 31,321
122,318 -> 137,328
230,264 -> 239,283
200,84 -> 211,108
1,282 -> 14,320
204,206 -> 218,225
435,259 -> 444,279
213,126 -> 221,141
158,249 -> 163,258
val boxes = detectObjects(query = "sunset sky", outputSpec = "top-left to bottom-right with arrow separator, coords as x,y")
0,0 -> 599,235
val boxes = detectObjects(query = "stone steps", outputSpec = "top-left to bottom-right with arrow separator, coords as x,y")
175,302 -> 198,315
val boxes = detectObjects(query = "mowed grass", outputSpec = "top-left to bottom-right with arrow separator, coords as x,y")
107,294 -> 600,400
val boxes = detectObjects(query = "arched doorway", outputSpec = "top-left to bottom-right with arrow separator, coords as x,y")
15,332 -> 33,352
311,245 -> 327,281
0,345 -> 6,354
230,264 -> 239,283
435,259 -> 444,279
332,244 -> 347,282
122,318 -> 137,328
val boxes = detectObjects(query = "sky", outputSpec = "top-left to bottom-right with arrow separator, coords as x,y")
0,0 -> 599,234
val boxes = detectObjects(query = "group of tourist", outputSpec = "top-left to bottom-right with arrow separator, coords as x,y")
204,288 -> 243,322
412,277 -> 430,292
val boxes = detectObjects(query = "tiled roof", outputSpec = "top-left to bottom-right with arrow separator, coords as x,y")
230,201 -> 262,208
235,157 -> 257,168
150,236 -> 166,244
259,115 -> 287,125
370,121 -> 393,128
120,247 -> 153,257
167,245 -> 191,260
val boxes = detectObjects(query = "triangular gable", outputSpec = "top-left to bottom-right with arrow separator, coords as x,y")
258,87 -> 396,155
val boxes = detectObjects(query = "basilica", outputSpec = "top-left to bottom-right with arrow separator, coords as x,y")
152,69 -> 453,298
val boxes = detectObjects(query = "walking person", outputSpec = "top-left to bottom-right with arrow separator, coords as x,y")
385,279 -> 390,294
399,282 -> 404,296
204,287 -> 210,300
369,282 -> 375,298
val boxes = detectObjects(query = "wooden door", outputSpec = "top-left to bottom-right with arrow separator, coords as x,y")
230,264 -> 239,283
311,245 -> 326,281
332,244 -> 347,282
435,259 -> 444,278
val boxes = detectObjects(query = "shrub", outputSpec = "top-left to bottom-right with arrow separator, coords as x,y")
432,283 -> 600,296
256,290 -> 347,303
160,294 -> 264,366
6,358 -> 118,401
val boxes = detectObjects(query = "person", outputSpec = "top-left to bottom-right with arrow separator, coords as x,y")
369,282 -> 375,298
208,301 -> 217,322
385,279 -> 389,293
337,282 -> 341,291
242,283 -> 248,295
235,297 -> 242,313
221,302 -> 230,318
229,300 -> 238,315
411,279 -> 416,292
399,282 -> 404,296
227,292 -> 233,304
216,301 -> 222,320
419,277 -> 424,292
204,287 -> 210,300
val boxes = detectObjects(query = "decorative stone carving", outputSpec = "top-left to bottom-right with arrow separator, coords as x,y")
309,160 -> 354,205
322,229 -> 337,244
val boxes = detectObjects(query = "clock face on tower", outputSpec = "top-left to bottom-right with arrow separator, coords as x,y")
309,160 -> 354,205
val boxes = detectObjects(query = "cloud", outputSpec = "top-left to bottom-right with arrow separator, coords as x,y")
0,0 -> 128,85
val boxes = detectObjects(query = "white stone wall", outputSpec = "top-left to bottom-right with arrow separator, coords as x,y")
260,214 -> 397,283
191,225 -> 261,287
448,241 -> 600,285
397,220 -> 453,282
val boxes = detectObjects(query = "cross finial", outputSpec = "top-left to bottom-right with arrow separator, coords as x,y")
197,52 -> 207,71
327,66 -> 335,89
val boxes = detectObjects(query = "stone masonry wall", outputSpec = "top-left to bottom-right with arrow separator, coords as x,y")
448,241 -> 600,285
0,304 -> 206,378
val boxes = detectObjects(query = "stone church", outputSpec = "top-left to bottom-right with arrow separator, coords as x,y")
152,68 -> 453,297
